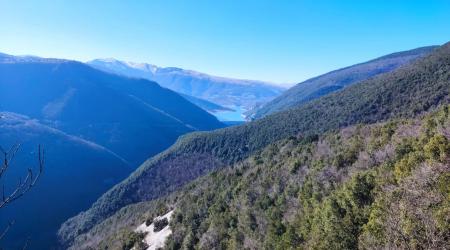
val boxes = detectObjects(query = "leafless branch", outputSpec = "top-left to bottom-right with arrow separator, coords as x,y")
0,145 -> 44,209
0,144 -> 20,179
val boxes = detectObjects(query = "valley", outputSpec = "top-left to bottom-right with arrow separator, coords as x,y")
60,43 -> 450,249
1,3 -> 448,249
0,53 -> 223,249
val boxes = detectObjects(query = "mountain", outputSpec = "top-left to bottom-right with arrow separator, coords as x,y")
249,46 -> 437,119
70,104 -> 450,250
86,58 -> 239,119
0,112 -> 131,249
168,107 -> 449,250
179,94 -> 233,113
0,54 -> 223,249
60,42 -> 450,248
87,59 -> 285,111
0,54 -> 224,166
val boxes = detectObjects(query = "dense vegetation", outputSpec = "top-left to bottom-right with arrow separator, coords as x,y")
69,104 -> 450,250
250,46 -> 436,119
164,105 -> 449,249
61,42 -> 450,248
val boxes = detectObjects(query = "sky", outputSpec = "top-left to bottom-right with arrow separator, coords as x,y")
0,0 -> 449,84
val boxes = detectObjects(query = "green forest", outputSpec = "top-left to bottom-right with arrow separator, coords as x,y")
164,105 -> 449,249
63,42 -> 450,250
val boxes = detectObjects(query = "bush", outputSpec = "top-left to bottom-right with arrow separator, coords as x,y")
290,160 -> 302,174
153,217 -> 169,232
424,134 -> 450,162
145,217 -> 153,227
121,231 -> 147,250
394,152 -> 424,181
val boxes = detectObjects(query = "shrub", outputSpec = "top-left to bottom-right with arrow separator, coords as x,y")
424,134 -> 450,162
145,217 -> 153,227
121,231 -> 147,250
290,160 -> 302,174
153,217 -> 169,232
394,152 -> 424,181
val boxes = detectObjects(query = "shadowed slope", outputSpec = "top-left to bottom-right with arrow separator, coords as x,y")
0,55 -> 224,165
0,112 -> 130,249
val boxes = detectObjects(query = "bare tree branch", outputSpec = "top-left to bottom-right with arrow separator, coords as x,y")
0,144 -> 44,249
0,145 -> 44,209
0,144 -> 20,179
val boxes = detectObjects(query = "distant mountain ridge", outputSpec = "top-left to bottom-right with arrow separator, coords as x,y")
87,58 -> 285,110
0,52 -> 68,63
250,45 -> 438,119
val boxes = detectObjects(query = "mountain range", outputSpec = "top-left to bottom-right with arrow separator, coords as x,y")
0,54 -> 224,165
1,42 -> 448,250
87,59 -> 285,113
0,53 -> 223,249
59,43 -> 450,250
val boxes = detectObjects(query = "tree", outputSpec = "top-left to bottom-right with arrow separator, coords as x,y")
0,144 -> 44,247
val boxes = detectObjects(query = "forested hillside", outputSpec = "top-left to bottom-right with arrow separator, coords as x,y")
163,105 -> 449,249
60,42 -> 450,248
250,46 -> 436,119
79,104 -> 449,249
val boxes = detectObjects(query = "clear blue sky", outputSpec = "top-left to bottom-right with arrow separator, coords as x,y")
0,0 -> 449,84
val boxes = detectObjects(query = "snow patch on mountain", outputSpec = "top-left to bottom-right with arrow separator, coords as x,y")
135,210 -> 174,250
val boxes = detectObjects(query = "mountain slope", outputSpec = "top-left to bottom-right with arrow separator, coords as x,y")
250,46 -> 437,119
0,54 -> 223,249
162,106 -> 450,249
70,104 -> 450,249
0,54 -> 224,166
60,42 -> 450,247
87,59 -> 285,110
179,94 -> 233,113
0,112 -> 131,249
